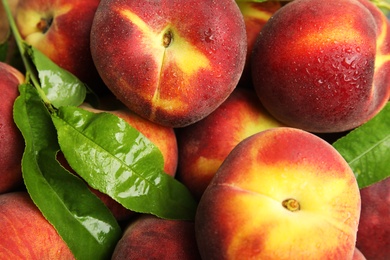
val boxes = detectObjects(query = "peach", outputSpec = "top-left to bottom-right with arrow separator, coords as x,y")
0,192 -> 74,259
356,176 -> 390,260
112,214 -> 201,260
251,0 -> 390,133
90,0 -> 247,127
195,127 -> 361,259
176,88 -> 285,200
236,1 -> 281,87
14,0 -> 107,93
0,61 -> 25,194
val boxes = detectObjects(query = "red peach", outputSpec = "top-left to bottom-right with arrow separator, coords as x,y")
356,176 -> 390,260
0,62 -> 25,194
90,0 -> 247,127
251,0 -> 390,133
177,87 -> 285,200
112,215 -> 201,260
195,127 -> 361,259
0,192 -> 74,259
14,0 -> 107,93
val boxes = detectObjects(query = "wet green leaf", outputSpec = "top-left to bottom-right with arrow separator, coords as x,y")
333,103 -> 390,189
13,84 -> 122,260
52,106 -> 197,220
27,45 -> 86,108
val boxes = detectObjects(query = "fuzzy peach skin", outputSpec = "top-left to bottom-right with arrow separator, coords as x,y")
112,215 -> 201,260
0,192 -> 74,259
251,0 -> 390,133
90,0 -> 247,128
14,0 -> 106,93
195,127 -> 361,259
0,62 -> 25,194
176,88 -> 284,200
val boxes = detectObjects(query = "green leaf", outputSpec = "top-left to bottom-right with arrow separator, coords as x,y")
52,106 -> 197,220
13,84 -> 122,260
333,102 -> 390,189
27,45 -> 86,108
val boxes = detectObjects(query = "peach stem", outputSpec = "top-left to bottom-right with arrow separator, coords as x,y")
163,30 -> 173,48
37,17 -> 53,34
282,198 -> 300,212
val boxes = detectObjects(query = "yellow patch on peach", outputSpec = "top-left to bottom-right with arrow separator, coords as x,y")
119,9 -> 211,113
374,16 -> 390,69
17,4 -> 72,41
238,117 -> 282,140
194,157 -> 222,178
164,31 -> 210,75
237,3 -> 273,21
223,171 -> 357,259
237,161 -> 355,214
295,15 -> 366,49
118,9 -> 210,76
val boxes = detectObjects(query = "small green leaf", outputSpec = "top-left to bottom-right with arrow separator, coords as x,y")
13,84 -> 122,260
52,106 -> 197,220
27,44 -> 86,108
333,103 -> 390,189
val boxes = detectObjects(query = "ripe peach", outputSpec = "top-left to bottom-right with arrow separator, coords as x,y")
176,88 -> 285,200
14,0 -> 106,93
0,192 -> 74,259
0,62 -> 25,194
251,0 -> 390,133
356,176 -> 390,260
112,215 -> 201,260
195,127 -> 361,259
90,0 -> 247,127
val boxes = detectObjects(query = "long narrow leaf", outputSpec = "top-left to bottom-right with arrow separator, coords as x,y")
13,84 -> 122,260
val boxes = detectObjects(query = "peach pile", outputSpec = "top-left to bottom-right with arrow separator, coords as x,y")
0,0 -> 389,259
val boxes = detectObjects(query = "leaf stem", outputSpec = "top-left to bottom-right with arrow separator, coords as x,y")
1,0 -> 54,110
